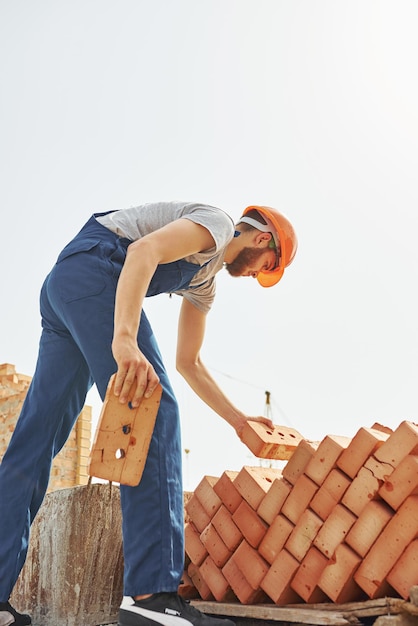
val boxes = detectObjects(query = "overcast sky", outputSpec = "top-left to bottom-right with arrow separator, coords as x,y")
1,0 -> 418,489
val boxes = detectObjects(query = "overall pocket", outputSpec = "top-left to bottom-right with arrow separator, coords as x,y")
55,238 -> 107,303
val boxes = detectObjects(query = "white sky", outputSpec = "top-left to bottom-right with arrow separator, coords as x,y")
1,1 -> 418,490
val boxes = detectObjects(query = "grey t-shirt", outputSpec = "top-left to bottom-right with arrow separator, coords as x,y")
96,201 -> 235,313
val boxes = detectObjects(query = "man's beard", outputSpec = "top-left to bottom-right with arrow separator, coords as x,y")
224,247 -> 268,277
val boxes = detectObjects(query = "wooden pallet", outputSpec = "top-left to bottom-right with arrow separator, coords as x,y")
191,596 -> 418,626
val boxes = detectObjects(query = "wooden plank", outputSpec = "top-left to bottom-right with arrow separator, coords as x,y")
191,598 -> 408,625
191,601 -> 350,625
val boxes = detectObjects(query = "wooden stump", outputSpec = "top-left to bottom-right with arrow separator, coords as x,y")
11,483 -> 123,626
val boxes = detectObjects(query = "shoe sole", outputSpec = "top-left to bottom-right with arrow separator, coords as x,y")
119,609 -> 174,626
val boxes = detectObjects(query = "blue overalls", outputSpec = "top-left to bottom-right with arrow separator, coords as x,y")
0,213 -> 205,599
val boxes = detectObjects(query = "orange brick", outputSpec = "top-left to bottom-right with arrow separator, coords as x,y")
282,439 -> 319,485
211,505 -> 242,552
185,522 -> 207,565
260,549 -> 302,605
354,495 -> 418,599
310,489 -> 338,522
200,524 -> 232,568
285,509 -> 323,562
363,455 -> 394,481
240,421 -> 304,460
213,470 -> 242,513
379,454 -> 418,510
222,557 -> 268,604
370,422 -> 393,435
374,421 -> 418,467
310,469 -> 351,521
233,465 -> 282,510
257,476 -> 292,525
341,467 -> 383,516
345,499 -> 393,557
187,562 -> 213,600
318,544 -> 365,603
259,514 -> 294,564
290,546 -> 330,603
178,571 -> 199,599
199,556 -> 236,602
232,539 -> 269,590
387,539 -> 418,600
194,475 -> 222,517
305,435 -> 351,486
313,504 -> 356,558
281,474 -> 318,524
185,494 -> 211,533
184,493 -> 193,524
0,363 -> 17,375
336,427 -> 389,479
232,500 -> 268,548
1,373 -> 18,384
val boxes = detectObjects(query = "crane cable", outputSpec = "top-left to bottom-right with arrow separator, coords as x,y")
208,366 -> 297,428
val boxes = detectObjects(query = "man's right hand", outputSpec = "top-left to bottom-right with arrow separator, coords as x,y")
111,337 -> 160,407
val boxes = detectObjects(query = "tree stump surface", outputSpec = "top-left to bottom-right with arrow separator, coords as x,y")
11,483 -> 123,626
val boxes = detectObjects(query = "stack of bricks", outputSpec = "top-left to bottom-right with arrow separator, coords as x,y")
183,420 -> 418,605
0,363 -> 32,452
49,403 -> 93,488
0,362 -> 92,491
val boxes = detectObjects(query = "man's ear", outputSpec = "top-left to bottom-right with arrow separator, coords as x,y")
255,232 -> 272,247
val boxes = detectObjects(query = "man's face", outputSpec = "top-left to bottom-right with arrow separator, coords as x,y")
225,246 -> 277,278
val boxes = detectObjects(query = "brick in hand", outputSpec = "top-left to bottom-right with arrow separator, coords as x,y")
240,421 -> 304,460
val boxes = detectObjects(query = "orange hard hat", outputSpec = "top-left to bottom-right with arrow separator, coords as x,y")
239,205 -> 298,287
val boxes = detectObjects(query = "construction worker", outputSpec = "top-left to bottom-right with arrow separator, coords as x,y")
0,202 -> 297,626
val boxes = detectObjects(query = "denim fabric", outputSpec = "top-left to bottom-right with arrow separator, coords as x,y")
0,214 -> 202,599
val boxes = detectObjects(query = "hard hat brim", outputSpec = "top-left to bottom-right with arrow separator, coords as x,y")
257,265 -> 285,288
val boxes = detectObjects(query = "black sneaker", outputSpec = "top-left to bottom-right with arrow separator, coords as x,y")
119,593 -> 235,626
0,602 -> 31,626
